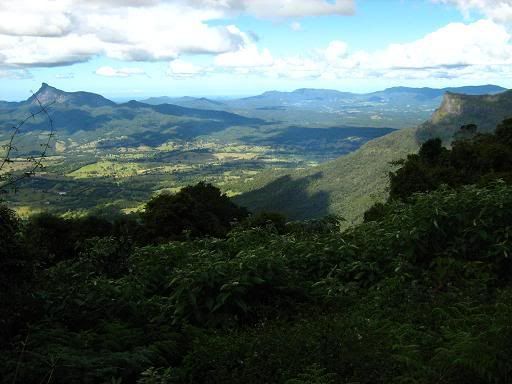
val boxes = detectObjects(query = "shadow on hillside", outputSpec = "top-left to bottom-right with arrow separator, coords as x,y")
234,172 -> 330,220
150,104 -> 268,127
244,126 -> 396,146
24,109 -> 114,133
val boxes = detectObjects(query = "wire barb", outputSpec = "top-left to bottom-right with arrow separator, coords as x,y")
0,93 -> 56,192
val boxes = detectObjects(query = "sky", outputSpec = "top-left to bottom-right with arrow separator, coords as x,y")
1,0 -> 512,100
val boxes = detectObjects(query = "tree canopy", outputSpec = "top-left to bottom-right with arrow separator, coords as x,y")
389,118 -> 512,200
143,182 -> 248,242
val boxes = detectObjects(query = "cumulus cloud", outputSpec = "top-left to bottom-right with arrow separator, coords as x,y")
0,68 -> 32,79
182,0 -> 354,18
215,44 -> 273,67
324,40 -> 348,63
95,66 -> 146,77
233,0 -> 354,18
167,59 -> 209,78
434,0 -> 512,22
0,0 -> 354,68
212,19 -> 512,82
0,1 -> 243,67
369,20 -> 512,70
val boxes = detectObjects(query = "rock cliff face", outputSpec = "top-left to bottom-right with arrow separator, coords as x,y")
417,90 -> 512,143
430,92 -> 464,124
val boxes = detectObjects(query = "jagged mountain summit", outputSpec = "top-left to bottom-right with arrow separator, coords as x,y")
0,83 -> 267,147
26,83 -> 116,108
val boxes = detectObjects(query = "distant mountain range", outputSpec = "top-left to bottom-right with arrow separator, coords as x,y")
1,83 -> 507,153
234,88 -> 512,223
0,83 -> 267,150
141,85 -> 506,111
0,83 -> 406,167
1,83 -> 510,217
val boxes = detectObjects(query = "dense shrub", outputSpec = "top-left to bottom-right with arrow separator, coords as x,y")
389,119 -> 512,200
3,175 -> 512,383
2,181 -> 512,382
143,182 -> 249,242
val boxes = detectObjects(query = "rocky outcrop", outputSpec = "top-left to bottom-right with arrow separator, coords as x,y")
27,83 -> 116,108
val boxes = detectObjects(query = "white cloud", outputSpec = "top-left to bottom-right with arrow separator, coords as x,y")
240,0 -> 354,18
324,40 -> 348,63
212,19 -> 512,82
266,57 -> 324,79
55,73 -> 75,79
215,44 -> 274,68
0,1 -> 73,37
0,1 -> 244,67
369,20 -> 512,70
95,66 -> 146,77
434,0 -> 512,22
0,33 -> 104,67
183,0 -> 355,18
0,68 -> 32,79
290,22 -> 302,31
0,0 -> 354,68
167,59 -> 209,78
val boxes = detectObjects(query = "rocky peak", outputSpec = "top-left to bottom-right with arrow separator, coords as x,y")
430,92 -> 464,124
26,83 -> 115,108
417,89 -> 512,143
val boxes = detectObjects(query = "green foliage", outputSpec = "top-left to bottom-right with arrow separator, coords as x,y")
239,211 -> 288,233
284,365 -> 338,384
496,117 -> 512,145
4,179 -> 512,383
143,182 -> 248,242
389,120 -> 512,200
0,204 -> 22,284
235,127 -> 420,223
0,204 -> 30,344
23,213 -> 114,266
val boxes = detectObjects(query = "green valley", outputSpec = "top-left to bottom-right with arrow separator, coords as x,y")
1,83 -> 507,218
234,88 -> 512,223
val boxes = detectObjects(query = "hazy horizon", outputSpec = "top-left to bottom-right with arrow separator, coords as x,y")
2,81 -> 509,103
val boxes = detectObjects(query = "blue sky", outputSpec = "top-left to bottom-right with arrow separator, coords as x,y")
0,0 -> 511,100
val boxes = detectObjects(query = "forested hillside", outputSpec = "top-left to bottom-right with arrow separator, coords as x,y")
2,120 -> 512,383
235,89 -> 512,222
417,90 -> 512,142
233,127 -> 419,223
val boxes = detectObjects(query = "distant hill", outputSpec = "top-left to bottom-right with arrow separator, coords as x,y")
141,96 -> 227,110
0,84 -> 396,163
367,85 -> 506,105
228,88 -> 356,109
417,89 -> 512,142
145,85 -> 506,111
26,83 -> 116,108
0,83 -> 266,148
139,85 -> 507,130
234,87 -> 512,222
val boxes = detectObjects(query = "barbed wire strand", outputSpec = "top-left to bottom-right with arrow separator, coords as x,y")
0,94 -> 56,192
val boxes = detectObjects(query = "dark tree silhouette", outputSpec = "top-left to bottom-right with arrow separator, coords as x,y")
389,119 -> 512,201
143,182 -> 248,242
